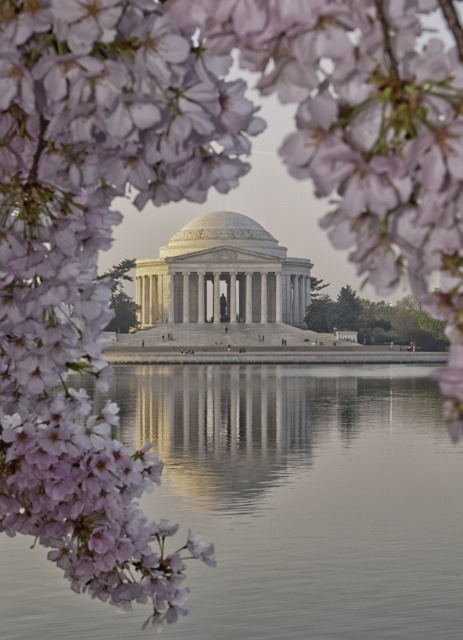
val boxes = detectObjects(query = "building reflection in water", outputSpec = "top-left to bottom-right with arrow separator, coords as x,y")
136,365 -> 314,459
131,365 -> 318,510
109,364 -> 441,512
73,364 -> 443,512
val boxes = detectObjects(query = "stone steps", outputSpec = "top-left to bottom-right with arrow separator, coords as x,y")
114,323 -> 325,348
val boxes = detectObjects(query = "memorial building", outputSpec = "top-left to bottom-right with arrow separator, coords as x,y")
135,211 -> 312,328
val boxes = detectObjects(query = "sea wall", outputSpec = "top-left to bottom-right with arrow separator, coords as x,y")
103,349 -> 448,366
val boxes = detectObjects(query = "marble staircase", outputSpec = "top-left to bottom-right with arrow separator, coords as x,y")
114,323 -> 326,348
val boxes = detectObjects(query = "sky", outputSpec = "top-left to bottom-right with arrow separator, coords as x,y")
101,71 -> 416,303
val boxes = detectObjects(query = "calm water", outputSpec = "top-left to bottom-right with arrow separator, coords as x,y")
1,364 -> 463,640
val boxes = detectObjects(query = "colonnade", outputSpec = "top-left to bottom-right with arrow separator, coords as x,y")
136,269 -> 310,326
284,273 -> 311,325
136,273 -> 166,326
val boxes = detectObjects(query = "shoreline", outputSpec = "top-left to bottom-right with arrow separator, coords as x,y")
103,347 -> 448,366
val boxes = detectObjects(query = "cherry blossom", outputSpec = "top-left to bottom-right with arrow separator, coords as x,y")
5,0 -> 463,632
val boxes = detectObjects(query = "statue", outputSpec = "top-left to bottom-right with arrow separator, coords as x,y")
220,293 -> 227,320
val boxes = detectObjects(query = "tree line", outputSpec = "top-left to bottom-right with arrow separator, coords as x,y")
305,279 -> 448,351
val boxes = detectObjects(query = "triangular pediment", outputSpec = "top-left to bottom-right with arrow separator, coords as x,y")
166,245 -> 282,265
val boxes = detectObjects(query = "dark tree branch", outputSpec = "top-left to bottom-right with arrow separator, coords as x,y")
375,0 -> 400,83
439,0 -> 463,63
28,115 -> 48,184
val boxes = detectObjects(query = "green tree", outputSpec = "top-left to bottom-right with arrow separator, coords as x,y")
96,258 -> 137,289
107,290 -> 140,334
417,310 -> 446,339
310,276 -> 330,300
96,259 -> 140,333
389,296 -> 448,350
358,299 -> 392,344
304,294 -> 336,332
334,285 -> 362,331
305,286 -> 448,349
396,294 -> 422,313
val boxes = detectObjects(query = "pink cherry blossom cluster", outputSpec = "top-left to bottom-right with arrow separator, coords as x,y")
0,398 -> 216,632
0,0 -> 289,629
167,0 -> 463,439
0,180 -> 216,632
0,0 -> 263,205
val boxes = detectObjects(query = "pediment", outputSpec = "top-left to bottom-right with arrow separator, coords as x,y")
166,245 -> 282,265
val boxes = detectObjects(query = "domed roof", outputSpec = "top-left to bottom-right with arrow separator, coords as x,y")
177,211 -> 272,238
160,211 -> 287,259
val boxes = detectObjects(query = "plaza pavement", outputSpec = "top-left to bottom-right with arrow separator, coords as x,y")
102,323 -> 447,365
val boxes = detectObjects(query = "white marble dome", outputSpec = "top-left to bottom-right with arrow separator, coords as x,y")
159,211 -> 287,258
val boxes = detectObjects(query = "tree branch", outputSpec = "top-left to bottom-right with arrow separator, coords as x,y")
28,115 -> 48,184
439,0 -> 463,63
375,0 -> 400,83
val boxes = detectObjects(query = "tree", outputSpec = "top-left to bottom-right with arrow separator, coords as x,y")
96,259 -> 137,290
106,290 -> 139,333
358,299 -> 392,345
304,293 -> 336,332
396,295 -> 423,313
391,306 -> 422,343
310,276 -> 330,300
96,260 -> 139,333
334,286 -> 362,331
4,0 -> 463,631
390,296 -> 448,350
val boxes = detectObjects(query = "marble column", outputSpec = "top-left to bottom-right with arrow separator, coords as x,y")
182,272 -> 190,323
293,275 -> 299,324
245,272 -> 253,323
143,276 -> 150,325
300,275 -> 306,322
305,274 -> 311,308
168,272 -> 175,323
158,274 -> 164,323
197,271 -> 205,324
275,272 -> 282,323
139,276 -> 144,324
285,274 -> 291,324
229,271 -> 237,324
150,276 -> 157,325
260,271 -> 268,324
213,272 -> 220,323
136,276 -> 142,323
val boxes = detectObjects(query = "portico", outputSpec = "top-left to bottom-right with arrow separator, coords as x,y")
136,211 -> 312,328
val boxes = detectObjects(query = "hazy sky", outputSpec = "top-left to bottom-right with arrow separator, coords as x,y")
103,79 -> 411,302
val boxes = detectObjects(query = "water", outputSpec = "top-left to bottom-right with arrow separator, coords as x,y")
1,364 -> 463,639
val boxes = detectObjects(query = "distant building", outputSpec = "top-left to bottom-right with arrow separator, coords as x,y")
135,211 -> 312,327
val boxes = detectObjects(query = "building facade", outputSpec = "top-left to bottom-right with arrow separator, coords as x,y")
135,211 -> 312,327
